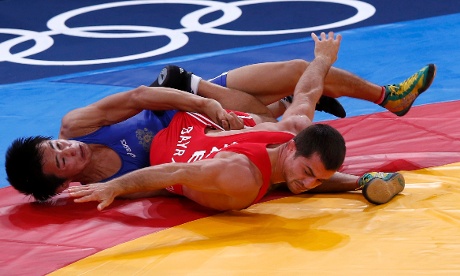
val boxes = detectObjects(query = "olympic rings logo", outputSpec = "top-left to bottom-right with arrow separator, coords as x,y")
0,0 -> 375,66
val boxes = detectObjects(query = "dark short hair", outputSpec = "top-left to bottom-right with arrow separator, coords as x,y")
293,124 -> 346,171
5,136 -> 66,201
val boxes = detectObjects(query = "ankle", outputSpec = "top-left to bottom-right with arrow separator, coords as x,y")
374,86 -> 386,104
190,75 -> 202,95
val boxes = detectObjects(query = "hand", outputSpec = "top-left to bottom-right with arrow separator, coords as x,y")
311,32 -> 342,65
204,99 -> 245,130
68,182 -> 117,211
219,111 -> 245,130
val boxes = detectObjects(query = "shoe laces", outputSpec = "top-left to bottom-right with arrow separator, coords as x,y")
386,71 -> 420,96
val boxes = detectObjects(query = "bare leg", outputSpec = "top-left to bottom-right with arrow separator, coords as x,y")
226,60 -> 305,105
196,80 -> 275,118
226,59 -> 382,104
160,60 -> 433,118
163,60 -> 382,118
324,66 -> 381,102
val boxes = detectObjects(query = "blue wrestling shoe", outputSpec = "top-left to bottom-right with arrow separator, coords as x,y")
380,64 -> 437,116
358,172 -> 405,205
150,65 -> 193,93
281,95 -> 346,118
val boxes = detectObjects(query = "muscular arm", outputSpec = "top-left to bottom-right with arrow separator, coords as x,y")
60,86 -> 240,138
68,151 -> 262,211
280,32 -> 341,132
223,32 -> 342,136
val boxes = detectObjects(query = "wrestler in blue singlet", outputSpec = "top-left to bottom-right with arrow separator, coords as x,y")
71,109 -> 177,181
70,72 -> 229,182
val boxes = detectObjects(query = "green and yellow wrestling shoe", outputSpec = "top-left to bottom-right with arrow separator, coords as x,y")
358,172 -> 405,205
380,64 -> 437,116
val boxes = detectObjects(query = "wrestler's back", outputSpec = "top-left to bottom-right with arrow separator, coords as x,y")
150,111 -> 293,210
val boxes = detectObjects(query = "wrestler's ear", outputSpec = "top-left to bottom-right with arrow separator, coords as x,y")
286,140 -> 297,152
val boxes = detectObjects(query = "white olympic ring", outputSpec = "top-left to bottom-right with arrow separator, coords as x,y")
47,0 -> 243,38
3,26 -> 189,65
182,0 -> 376,35
0,28 -> 55,62
0,0 -> 376,66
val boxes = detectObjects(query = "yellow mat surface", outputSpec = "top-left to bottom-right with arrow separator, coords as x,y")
52,163 -> 460,275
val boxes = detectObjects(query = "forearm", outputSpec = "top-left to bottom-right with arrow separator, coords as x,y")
109,163 -> 186,197
119,190 -> 172,199
281,57 -> 332,120
67,86 -> 217,131
308,172 -> 359,193
137,86 -> 215,114
281,32 -> 340,121
69,163 -> 196,210
294,57 -> 332,102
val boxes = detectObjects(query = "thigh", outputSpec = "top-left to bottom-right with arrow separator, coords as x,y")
226,59 -> 308,105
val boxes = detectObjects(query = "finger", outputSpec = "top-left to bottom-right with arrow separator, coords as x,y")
73,195 -> 94,203
67,186 -> 84,193
98,202 -> 106,211
336,34 -> 342,43
221,119 -> 230,131
68,189 -> 90,198
228,112 -> 243,130
328,31 -> 334,40
311,32 -> 318,41
320,32 -> 326,40
97,198 -> 114,211
67,184 -> 94,193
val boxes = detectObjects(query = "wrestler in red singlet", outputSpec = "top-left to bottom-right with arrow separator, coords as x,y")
149,110 -> 294,204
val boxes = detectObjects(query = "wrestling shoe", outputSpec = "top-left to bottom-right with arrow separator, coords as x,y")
281,95 -> 346,118
380,64 -> 437,116
149,65 -> 193,93
358,172 -> 405,205
316,95 -> 346,118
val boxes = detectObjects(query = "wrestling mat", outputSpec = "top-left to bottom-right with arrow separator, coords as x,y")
1,1 -> 459,275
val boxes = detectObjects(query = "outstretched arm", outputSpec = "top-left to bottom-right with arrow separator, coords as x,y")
68,151 -> 261,211
280,32 -> 341,131
232,32 -> 342,134
60,86 -> 242,138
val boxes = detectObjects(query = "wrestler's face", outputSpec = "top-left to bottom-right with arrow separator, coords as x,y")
40,139 -> 92,191
283,142 -> 335,194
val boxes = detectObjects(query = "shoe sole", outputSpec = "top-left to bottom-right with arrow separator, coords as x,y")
317,96 -> 346,118
395,63 -> 437,116
362,173 -> 405,205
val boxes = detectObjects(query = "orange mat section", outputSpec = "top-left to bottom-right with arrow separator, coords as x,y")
51,162 -> 460,275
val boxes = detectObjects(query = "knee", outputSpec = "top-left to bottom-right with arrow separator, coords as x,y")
285,59 -> 308,79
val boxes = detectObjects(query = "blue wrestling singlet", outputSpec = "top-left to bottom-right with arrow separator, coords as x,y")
72,109 -> 177,181
208,72 -> 228,87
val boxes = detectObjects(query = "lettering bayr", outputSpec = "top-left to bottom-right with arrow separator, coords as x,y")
174,126 -> 193,157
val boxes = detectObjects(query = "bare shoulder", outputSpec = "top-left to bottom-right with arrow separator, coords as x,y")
212,151 -> 264,197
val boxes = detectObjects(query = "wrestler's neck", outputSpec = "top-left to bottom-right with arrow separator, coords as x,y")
74,144 -> 121,184
268,143 -> 289,185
